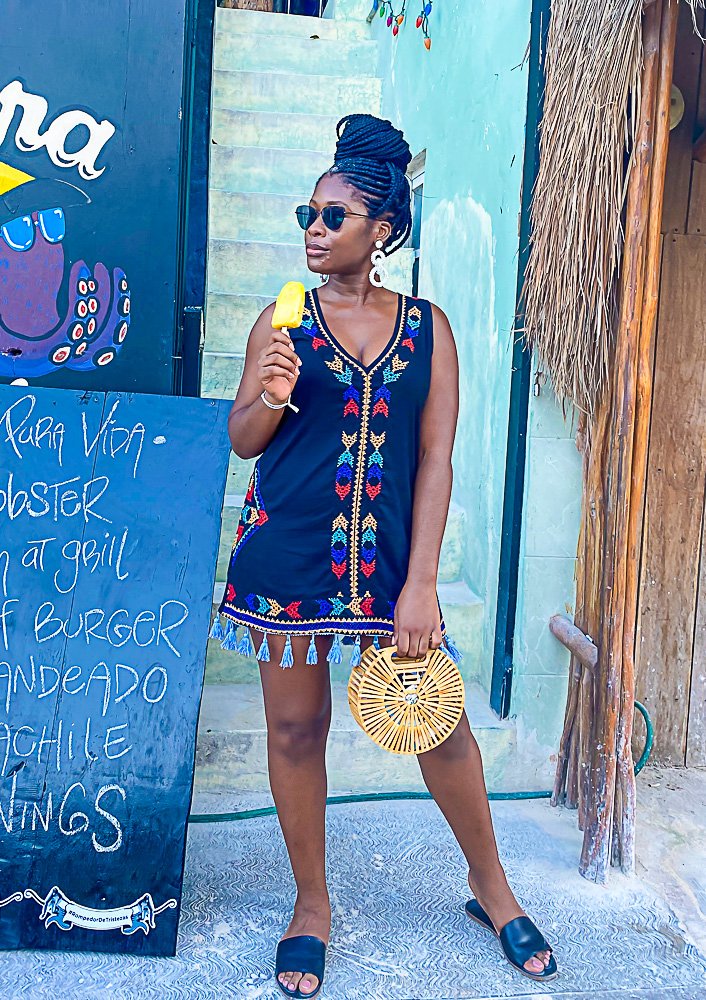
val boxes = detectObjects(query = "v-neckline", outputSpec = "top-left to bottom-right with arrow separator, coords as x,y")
310,287 -> 405,374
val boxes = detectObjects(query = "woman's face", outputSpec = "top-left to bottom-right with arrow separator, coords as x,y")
303,173 -> 392,279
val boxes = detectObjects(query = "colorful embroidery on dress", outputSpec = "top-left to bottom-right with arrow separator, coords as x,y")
231,465 -> 268,560
360,512 -> 377,578
365,431 -> 385,501
335,431 -> 356,501
300,307 -> 327,350
343,385 -> 360,417
331,512 -> 348,580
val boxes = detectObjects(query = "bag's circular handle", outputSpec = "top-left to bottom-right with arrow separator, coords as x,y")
390,651 -> 428,664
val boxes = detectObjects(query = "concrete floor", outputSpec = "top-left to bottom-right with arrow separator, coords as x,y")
636,765 -> 706,957
2,777 -> 706,999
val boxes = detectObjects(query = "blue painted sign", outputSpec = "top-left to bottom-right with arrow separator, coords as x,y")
0,0 -> 192,392
0,384 -> 230,955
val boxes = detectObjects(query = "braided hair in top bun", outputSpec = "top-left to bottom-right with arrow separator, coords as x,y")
318,113 -> 413,256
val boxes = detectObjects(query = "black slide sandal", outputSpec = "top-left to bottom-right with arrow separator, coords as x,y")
275,934 -> 327,998
465,898 -> 558,981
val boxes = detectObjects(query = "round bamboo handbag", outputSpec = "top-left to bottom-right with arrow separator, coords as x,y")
347,643 -> 465,755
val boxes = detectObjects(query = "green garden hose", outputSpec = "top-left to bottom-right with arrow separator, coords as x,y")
188,700 -> 653,824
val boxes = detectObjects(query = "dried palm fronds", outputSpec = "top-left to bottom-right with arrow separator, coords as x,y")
522,0 -> 644,414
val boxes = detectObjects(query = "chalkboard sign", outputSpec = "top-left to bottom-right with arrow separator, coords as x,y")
0,385 -> 230,955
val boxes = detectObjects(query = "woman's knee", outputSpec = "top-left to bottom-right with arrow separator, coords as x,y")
267,709 -> 330,758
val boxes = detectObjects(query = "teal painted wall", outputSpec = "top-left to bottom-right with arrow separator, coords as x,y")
510,373 -> 581,784
368,1 -> 533,692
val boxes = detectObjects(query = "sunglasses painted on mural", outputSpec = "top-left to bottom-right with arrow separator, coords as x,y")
0,207 -> 65,252
295,204 -> 370,232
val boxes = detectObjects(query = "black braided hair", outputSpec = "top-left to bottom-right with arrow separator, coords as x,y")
317,113 -> 413,256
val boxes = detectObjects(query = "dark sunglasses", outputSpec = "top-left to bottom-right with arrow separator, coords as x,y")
295,204 -> 370,232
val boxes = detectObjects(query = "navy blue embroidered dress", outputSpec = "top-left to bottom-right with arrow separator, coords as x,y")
210,288 -> 462,669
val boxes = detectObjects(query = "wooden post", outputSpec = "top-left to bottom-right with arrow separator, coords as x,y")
614,0 -> 679,875
578,0 -> 662,883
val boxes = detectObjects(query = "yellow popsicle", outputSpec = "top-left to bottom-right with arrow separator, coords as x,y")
272,281 -> 305,331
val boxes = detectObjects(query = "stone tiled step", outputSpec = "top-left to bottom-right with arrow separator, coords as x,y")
208,239 -> 308,297
204,292 -> 272,354
201,351 -> 245,401
195,678 -> 512,794
210,145 -> 331,195
212,69 -> 381,117
206,579 -> 484,685
216,6 -> 370,42
211,108 -> 339,153
214,29 -> 377,78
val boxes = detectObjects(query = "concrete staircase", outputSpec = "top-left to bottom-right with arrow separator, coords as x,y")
197,5 -> 515,794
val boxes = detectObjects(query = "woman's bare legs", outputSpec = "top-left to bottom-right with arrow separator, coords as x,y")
256,630 -> 334,996
258,629 -> 548,992
415,704 -> 552,974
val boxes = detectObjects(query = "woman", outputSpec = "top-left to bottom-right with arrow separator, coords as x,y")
210,114 -> 558,996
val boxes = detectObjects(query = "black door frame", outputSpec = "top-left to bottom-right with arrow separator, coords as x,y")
491,0 -> 551,718
175,0 -> 216,397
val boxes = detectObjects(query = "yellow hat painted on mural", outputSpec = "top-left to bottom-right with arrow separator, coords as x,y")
0,161 -> 89,227
0,161 -> 35,197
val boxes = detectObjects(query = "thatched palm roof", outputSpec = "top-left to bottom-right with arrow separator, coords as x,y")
522,0 -> 703,414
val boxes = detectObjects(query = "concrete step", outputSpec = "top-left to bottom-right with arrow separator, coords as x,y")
211,108 -> 339,153
200,351 -> 245,401
210,145 -> 331,195
195,679 -> 513,794
212,69 -> 381,117
215,6 -> 370,41
209,189 -> 305,245
208,239 -> 309,297
206,579 -> 485,686
214,29 -> 377,78
205,292 -> 273,353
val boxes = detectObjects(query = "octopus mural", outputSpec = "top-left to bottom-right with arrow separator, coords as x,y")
0,161 -> 130,379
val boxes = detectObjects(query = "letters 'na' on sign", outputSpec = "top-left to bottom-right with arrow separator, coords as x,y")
0,385 -> 230,956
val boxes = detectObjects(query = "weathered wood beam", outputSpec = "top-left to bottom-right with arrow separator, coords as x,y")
549,615 -> 598,670
615,0 -> 679,876
579,0 -> 663,884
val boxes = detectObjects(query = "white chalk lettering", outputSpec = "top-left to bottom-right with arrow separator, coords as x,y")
0,394 -> 65,466
34,601 -> 189,656
82,399 -> 146,478
0,473 -> 111,524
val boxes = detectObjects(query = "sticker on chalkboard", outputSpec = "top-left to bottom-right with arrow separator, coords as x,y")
23,886 -> 177,935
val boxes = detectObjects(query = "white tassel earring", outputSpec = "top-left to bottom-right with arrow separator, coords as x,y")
369,239 -> 388,287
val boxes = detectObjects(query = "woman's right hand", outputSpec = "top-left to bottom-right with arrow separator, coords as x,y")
257,328 -> 302,404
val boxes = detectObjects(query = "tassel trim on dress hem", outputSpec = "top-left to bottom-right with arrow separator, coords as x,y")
208,613 -> 463,669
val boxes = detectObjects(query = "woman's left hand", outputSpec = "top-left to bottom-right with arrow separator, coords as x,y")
392,579 -> 444,657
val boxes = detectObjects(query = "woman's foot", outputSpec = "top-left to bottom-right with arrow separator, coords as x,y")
278,893 -> 331,995
467,869 -> 552,975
